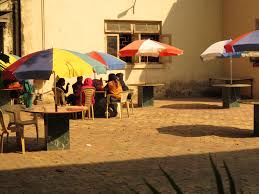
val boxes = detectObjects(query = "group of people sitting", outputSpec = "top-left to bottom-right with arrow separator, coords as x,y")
55,73 -> 130,117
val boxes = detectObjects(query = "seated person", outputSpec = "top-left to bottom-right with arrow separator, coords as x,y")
116,73 -> 132,99
116,73 -> 129,91
92,78 -> 107,117
76,78 -> 95,106
56,78 -> 69,94
22,80 -> 34,108
104,73 -> 122,117
67,76 -> 83,105
56,78 -> 69,105
93,78 -> 104,91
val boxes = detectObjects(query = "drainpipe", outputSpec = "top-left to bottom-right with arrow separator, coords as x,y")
41,0 -> 45,50
12,0 -> 21,56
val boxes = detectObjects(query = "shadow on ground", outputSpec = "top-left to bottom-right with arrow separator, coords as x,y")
3,137 -> 46,153
157,125 -> 253,138
1,149 -> 259,193
160,103 -> 222,110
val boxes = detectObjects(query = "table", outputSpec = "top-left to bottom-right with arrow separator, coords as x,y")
0,87 -> 23,105
240,100 -> 259,136
212,84 -> 251,108
24,105 -> 86,151
128,83 -> 164,107
209,77 -> 253,98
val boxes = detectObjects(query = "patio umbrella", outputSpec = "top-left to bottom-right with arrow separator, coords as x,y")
0,53 -> 20,71
119,39 -> 183,57
4,48 -> 107,111
200,40 -> 242,84
225,30 -> 259,53
88,51 -> 126,70
4,48 -> 106,80
119,39 -> 183,83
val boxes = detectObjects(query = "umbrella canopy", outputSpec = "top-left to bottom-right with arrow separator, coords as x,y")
201,40 -> 243,84
119,39 -> 183,57
200,39 -> 241,61
88,51 -> 126,70
225,30 -> 259,53
0,53 -> 20,71
4,48 -> 106,80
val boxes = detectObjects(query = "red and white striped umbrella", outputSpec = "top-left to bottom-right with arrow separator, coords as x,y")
119,39 -> 183,57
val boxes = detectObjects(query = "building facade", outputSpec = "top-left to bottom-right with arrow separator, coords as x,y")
1,0 -> 236,99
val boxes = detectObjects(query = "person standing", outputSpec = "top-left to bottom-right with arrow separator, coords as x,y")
22,80 -> 34,108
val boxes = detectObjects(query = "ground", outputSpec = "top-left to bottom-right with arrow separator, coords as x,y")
0,98 -> 259,193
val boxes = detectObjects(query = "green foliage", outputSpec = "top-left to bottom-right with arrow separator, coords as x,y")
159,165 -> 184,194
209,154 -> 225,194
143,154 -> 238,194
143,178 -> 161,194
223,160 -> 237,194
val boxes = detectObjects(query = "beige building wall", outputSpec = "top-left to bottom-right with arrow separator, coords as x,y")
223,0 -> 259,98
19,0 -> 223,99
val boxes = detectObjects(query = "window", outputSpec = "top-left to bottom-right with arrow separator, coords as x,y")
105,20 -> 167,64
140,34 -> 159,63
119,33 -> 132,63
106,34 -> 119,57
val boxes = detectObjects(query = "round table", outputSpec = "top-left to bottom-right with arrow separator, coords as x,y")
24,105 -> 86,151
128,83 -> 165,107
212,84 -> 251,108
0,87 -> 23,105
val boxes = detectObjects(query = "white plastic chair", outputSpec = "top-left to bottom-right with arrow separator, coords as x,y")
106,91 -> 130,119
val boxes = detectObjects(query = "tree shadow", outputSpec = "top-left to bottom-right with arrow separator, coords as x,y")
1,149 -> 259,193
160,103 -> 222,109
157,125 -> 253,138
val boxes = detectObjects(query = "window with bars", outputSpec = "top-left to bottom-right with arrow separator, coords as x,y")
105,20 -> 171,64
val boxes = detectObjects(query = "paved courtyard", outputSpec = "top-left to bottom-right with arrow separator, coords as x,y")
1,98 -> 259,193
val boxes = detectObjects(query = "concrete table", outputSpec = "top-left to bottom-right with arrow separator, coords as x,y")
0,87 -> 23,105
25,105 -> 86,151
240,100 -> 259,137
209,77 -> 254,98
212,84 -> 251,108
128,83 -> 164,107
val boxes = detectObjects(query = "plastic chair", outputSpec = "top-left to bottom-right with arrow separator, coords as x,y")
80,88 -> 95,120
0,109 -> 25,154
7,108 -> 39,143
106,91 -> 130,119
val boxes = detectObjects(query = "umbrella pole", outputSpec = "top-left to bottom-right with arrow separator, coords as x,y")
230,55 -> 233,84
145,57 -> 148,84
54,72 -> 58,112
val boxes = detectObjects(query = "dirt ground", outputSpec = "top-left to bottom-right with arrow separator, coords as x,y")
1,98 -> 259,193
